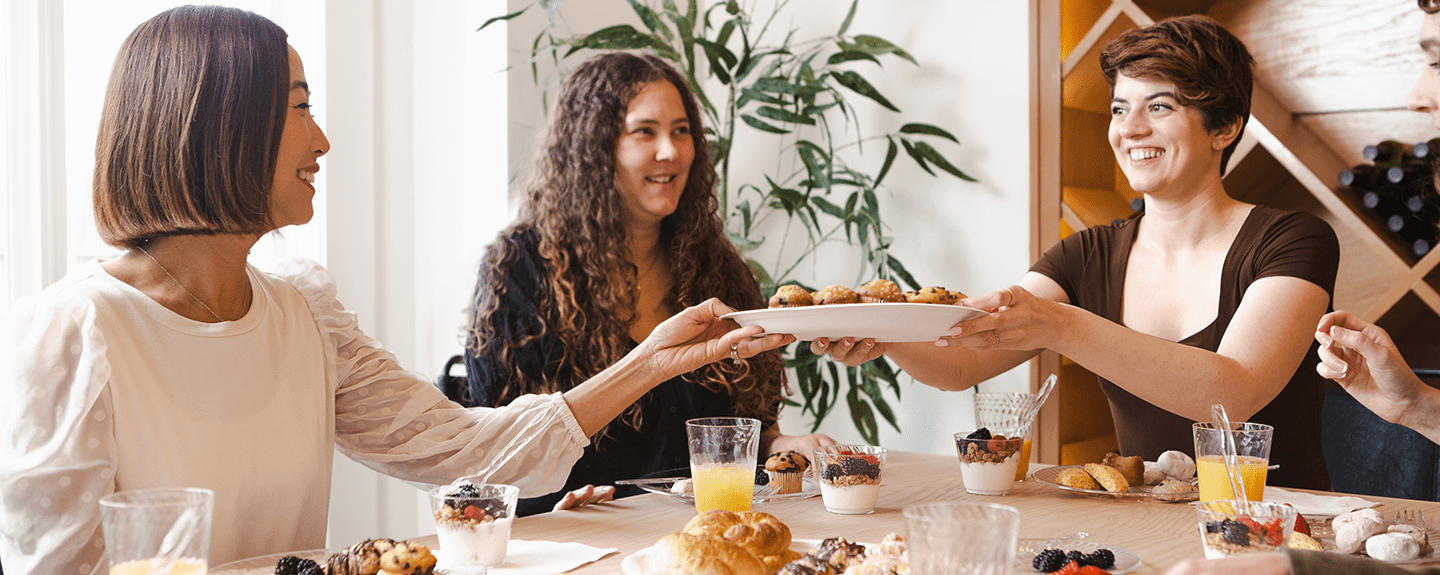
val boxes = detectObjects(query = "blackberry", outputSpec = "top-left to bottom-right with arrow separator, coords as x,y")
476,497 -> 508,519
1086,548 -> 1116,569
754,468 -> 771,486
821,463 -> 843,480
840,458 -> 879,478
966,428 -> 992,441
275,556 -> 318,575
1065,550 -> 1088,567
444,484 -> 481,510
297,567 -> 323,575
1220,519 -> 1251,546
1205,520 -> 1223,533
1031,548 -> 1066,573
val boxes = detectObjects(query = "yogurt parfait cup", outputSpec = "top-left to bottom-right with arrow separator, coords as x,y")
954,430 -> 1022,496
1193,500 -> 1296,559
814,445 -> 886,514
429,482 -> 519,570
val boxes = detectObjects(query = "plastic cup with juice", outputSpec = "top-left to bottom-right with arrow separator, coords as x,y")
100,488 -> 213,575
1192,421 -> 1273,502
686,417 -> 760,513
973,391 -> 1036,481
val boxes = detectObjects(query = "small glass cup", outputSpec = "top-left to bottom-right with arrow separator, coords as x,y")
954,431 -> 1023,496
904,502 -> 1020,574
814,445 -> 887,514
1192,422 -> 1273,502
99,488 -> 214,575
686,417 -> 761,513
429,482 -> 520,571
973,391 -> 1036,481
1194,500 -> 1296,559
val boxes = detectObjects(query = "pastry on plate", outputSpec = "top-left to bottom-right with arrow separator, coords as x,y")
904,286 -> 962,305
769,284 -> 814,308
765,451 -> 810,494
856,279 -> 905,303
814,285 -> 858,305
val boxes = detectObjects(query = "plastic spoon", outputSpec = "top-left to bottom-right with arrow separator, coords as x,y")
1018,374 -> 1058,433
1210,403 -> 1251,515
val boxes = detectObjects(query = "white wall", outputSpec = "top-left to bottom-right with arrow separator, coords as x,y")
504,0 -> 1035,457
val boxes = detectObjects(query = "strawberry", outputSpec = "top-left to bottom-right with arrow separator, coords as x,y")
1054,561 -> 1083,575
463,504 -> 486,522
1284,504 -> 1311,536
1077,566 -> 1113,575
1238,517 -> 1263,533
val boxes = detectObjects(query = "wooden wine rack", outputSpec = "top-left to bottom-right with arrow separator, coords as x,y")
1029,0 -> 1440,466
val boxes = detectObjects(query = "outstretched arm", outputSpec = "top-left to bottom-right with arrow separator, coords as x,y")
1315,310 -> 1440,444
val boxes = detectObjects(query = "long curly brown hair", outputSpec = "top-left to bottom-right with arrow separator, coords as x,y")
468,52 -> 782,435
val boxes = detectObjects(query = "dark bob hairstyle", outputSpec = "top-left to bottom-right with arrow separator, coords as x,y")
93,5 -> 290,248
1423,0 -> 1439,14
1099,15 -> 1254,175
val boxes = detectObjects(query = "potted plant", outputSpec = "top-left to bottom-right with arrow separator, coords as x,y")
486,0 -> 975,444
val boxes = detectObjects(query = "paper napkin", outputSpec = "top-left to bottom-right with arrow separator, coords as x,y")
1264,486 -> 1380,517
436,540 -> 618,575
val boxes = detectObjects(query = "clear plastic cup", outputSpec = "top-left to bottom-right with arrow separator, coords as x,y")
429,482 -> 519,571
100,488 -> 214,575
686,417 -> 761,513
973,391 -> 1035,481
814,445 -> 887,514
1192,422 -> 1272,502
905,502 -> 1020,574
955,431 -> 1023,496
1194,500 -> 1296,559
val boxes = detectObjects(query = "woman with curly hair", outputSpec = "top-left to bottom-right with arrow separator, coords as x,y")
463,52 -> 833,515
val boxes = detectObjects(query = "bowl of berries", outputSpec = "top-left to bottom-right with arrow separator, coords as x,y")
1193,500 -> 1296,559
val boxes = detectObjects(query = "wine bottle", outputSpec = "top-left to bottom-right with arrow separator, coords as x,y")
1339,164 -> 1381,188
1365,140 -> 1408,167
1413,138 -> 1440,159
1389,212 -> 1439,257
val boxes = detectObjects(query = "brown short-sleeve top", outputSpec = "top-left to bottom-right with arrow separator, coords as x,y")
1031,206 -> 1339,490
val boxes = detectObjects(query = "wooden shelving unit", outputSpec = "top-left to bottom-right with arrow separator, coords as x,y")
1031,0 -> 1440,465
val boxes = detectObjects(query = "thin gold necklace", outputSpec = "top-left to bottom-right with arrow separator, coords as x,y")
136,243 -> 238,322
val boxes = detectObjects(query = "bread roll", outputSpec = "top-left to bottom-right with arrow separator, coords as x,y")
646,532 -> 768,575
1083,463 -> 1130,493
684,509 -> 793,563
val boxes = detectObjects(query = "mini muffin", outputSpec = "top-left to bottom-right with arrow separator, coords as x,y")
813,285 -> 858,305
1101,451 -> 1145,486
856,279 -> 905,303
769,284 -> 814,308
765,451 -> 811,494
904,286 -> 963,305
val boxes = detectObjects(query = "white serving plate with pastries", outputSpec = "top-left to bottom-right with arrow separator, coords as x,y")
723,303 -> 985,342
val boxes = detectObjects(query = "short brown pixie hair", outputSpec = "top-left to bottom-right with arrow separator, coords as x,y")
1100,15 -> 1254,175
93,5 -> 290,248
1423,0 -> 1439,14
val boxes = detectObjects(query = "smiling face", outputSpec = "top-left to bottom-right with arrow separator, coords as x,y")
1108,74 -> 1236,196
614,80 -> 694,229
270,46 -> 330,230
1409,13 -> 1440,131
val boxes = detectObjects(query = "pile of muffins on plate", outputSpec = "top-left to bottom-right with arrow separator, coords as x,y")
769,280 -> 966,308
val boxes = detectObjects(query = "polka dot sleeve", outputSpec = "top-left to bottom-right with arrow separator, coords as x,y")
277,259 -> 589,495
2,293 -> 117,575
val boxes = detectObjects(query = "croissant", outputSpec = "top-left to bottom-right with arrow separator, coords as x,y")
324,538 -> 435,575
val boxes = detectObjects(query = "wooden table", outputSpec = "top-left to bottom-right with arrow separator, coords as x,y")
423,450 -> 1440,574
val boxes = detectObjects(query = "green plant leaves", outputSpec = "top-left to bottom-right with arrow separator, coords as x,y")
508,0 -> 980,445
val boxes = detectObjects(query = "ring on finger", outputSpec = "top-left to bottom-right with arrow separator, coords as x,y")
991,330 -> 1001,344
1002,286 -> 1015,308
730,341 -> 741,362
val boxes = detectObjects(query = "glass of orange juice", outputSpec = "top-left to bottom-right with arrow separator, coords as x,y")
686,417 -> 760,513
100,488 -> 213,575
973,391 -> 1035,481
1192,422 -> 1273,502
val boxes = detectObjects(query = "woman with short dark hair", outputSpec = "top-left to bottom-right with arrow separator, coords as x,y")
0,7 -> 790,574
463,52 -> 833,515
816,14 -> 1338,491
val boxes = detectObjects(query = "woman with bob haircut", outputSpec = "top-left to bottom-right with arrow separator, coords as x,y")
1172,2 -> 1440,573
0,6 -> 791,574
462,51 -> 833,516
815,14 -> 1338,491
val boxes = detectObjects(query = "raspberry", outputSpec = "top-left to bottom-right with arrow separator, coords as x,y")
986,437 -> 1008,453
463,504 -> 486,522
1086,549 -> 1115,569
966,428 -> 992,441
1032,549 -> 1066,573
1065,550 -> 1088,567
1220,519 -> 1251,546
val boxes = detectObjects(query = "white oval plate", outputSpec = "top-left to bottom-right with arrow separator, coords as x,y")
723,303 -> 985,342
1015,539 -> 1141,574
622,539 -> 859,575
